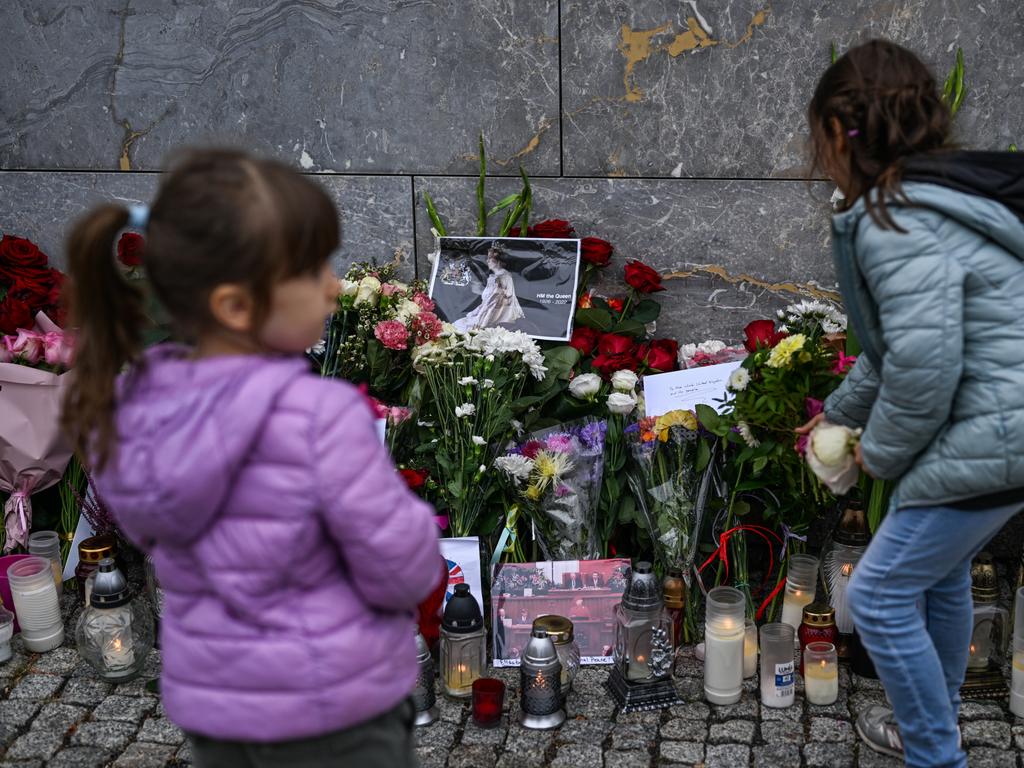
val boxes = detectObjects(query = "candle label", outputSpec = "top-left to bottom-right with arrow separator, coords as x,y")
773,661 -> 795,697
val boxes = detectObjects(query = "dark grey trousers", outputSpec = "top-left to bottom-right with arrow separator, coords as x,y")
188,700 -> 417,768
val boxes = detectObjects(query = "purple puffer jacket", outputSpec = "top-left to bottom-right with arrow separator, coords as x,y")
94,346 -> 440,742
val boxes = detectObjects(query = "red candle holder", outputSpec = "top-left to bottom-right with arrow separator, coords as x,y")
471,678 -> 505,728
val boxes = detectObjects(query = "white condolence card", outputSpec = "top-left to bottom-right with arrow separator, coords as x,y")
642,361 -> 741,418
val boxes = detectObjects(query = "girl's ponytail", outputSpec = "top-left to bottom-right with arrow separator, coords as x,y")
62,204 -> 147,470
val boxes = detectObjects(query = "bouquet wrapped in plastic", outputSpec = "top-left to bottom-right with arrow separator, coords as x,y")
496,417 -> 607,561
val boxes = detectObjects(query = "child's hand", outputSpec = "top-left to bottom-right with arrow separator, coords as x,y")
795,412 -> 825,435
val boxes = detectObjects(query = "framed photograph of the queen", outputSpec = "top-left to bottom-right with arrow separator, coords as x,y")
491,558 -> 630,666
428,237 -> 582,342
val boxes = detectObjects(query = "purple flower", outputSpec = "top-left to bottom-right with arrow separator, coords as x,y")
546,434 -> 575,453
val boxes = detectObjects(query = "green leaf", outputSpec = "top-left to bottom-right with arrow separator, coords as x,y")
830,41 -> 838,64
518,166 -> 532,235
423,191 -> 447,237
618,495 -> 636,523
610,319 -> 646,337
695,403 -> 722,433
696,439 -> 712,472
732,500 -> 751,517
487,193 -> 521,217
628,299 -> 661,324
1011,144 -> 1019,153
574,308 -> 613,331
542,345 -> 581,381
752,456 -> 768,474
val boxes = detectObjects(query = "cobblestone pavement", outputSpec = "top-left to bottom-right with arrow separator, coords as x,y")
3,627 -> 1024,767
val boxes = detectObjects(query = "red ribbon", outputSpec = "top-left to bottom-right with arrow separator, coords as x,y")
698,523 -> 788,619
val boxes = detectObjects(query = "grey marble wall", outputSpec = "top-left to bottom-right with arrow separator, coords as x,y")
2,0 -> 1021,344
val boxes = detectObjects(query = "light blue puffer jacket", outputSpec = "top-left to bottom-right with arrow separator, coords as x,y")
824,181 -> 1024,508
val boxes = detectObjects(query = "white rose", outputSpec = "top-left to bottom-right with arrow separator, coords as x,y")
354,275 -> 381,307
812,423 -> 856,466
338,278 -> 359,298
606,391 -> 637,415
806,421 -> 863,495
610,369 -> 638,393
728,368 -> 750,392
569,372 -> 602,400
395,298 -> 421,322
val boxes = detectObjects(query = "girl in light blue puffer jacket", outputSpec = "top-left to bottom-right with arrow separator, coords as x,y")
803,39 -> 1024,768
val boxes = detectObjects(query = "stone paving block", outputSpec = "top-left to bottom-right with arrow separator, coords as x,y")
504,725 -> 555,752
112,742 -> 178,767
566,696 -> 617,720
848,692 -> 887,715
753,743 -> 802,768
414,746 -> 447,768
659,717 -> 707,742
414,720 -> 458,750
666,701 -> 710,721
709,697 -> 759,722
438,695 -> 467,724
175,740 -> 193,763
4,729 -> 64,761
59,677 -> 112,707
673,678 -> 704,700
605,751 -> 651,768
27,648 -> 79,676
704,744 -> 750,768
761,702 -> 804,721
30,702 -> 88,735
658,741 -> 704,764
614,710 -> 662,726
0,760 -> 44,768
136,716 -> 186,746
495,747 -> 548,768
70,720 -> 138,752
47,747 -> 115,768
809,717 -> 855,744
962,719 -> 1012,749
966,747 -> 1017,767
548,742 -> 603,768
761,718 -> 805,745
855,749 -> 903,768
609,722 -> 655,751
805,690 -> 850,719
0,723 -> 18,748
850,675 -> 885,692
8,673 -> 64,700
960,701 -> 1009,721
708,719 -> 756,746
92,694 -> 157,723
803,742 -> 856,768
447,745 -> 499,768
554,717 -> 613,744
460,721 -> 509,746
0,700 -> 42,729
1013,723 -> 1024,750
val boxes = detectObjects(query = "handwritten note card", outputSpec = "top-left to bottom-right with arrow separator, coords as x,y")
642,361 -> 742,418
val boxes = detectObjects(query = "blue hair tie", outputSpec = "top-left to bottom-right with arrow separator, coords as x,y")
128,204 -> 150,231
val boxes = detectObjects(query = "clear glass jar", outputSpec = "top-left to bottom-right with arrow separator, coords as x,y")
614,562 -> 673,683
780,555 -> 819,634
27,530 -> 63,597
7,556 -> 64,652
532,615 -> 580,696
760,623 -> 796,708
0,599 -> 13,663
804,641 -> 839,706
1012,586 -> 1024,718
440,583 -> 485,698
704,586 -> 745,705
743,619 -> 758,679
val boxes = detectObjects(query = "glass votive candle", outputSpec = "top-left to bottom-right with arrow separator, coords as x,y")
471,678 -> 506,728
780,555 -> 819,636
0,598 -> 13,663
804,642 -> 839,705
743,619 -> 758,679
7,556 -> 64,652
27,531 -> 63,597
704,586 -> 745,705
760,623 -> 796,708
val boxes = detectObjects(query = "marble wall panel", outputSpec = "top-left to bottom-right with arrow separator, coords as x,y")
0,0 -> 560,175
561,0 -> 1024,178
413,175 -> 836,345
0,171 -> 414,277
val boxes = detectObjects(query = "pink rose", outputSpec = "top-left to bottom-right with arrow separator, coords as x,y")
0,338 -> 12,363
43,331 -> 73,368
374,319 -> 410,351
10,329 -> 43,364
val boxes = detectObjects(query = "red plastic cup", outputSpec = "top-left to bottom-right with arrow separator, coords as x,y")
472,678 -> 505,728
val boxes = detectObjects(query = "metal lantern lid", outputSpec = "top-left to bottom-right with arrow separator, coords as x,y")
89,558 -> 131,609
442,583 -> 483,634
833,505 -> 870,547
662,568 -> 685,610
532,615 -> 573,644
802,602 -> 836,627
971,552 -> 999,603
622,561 -> 661,612
522,629 -> 560,668
79,534 -> 118,564
414,630 -> 432,663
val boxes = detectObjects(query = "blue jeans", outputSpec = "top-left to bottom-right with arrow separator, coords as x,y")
847,501 -> 1022,768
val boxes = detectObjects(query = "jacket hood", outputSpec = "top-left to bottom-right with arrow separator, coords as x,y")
95,346 -> 308,549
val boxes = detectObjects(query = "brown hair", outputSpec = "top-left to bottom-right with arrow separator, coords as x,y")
808,39 -> 953,229
63,148 -> 340,469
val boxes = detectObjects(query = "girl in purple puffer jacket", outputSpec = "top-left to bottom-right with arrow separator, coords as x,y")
61,148 -> 441,767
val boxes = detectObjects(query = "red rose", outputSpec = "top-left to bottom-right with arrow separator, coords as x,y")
580,237 -> 613,267
606,297 -> 624,314
743,319 -> 787,353
531,219 -> 575,239
597,333 -> 636,357
400,468 -> 429,490
570,326 -> 601,356
9,273 -> 50,303
623,260 -> 665,293
117,233 -> 145,268
639,339 -> 679,372
45,270 -> 64,309
0,297 -> 33,335
592,352 -> 639,378
0,236 -> 48,270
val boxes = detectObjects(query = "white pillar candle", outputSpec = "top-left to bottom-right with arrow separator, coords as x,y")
743,621 -> 758,679
805,659 -> 839,705
780,590 -> 815,631
704,627 -> 744,705
1012,651 -> 1024,718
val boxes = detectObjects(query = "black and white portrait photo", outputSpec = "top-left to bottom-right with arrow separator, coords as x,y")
428,237 -> 581,341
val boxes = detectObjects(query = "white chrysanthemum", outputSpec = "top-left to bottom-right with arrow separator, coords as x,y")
458,376 -> 478,386
482,379 -> 495,389
455,403 -> 476,418
472,436 -> 487,446
728,368 -> 750,392
737,421 -> 760,448
306,339 -> 326,356
781,299 -> 848,335
697,340 -> 728,355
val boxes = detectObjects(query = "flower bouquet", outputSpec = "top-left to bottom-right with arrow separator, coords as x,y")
678,339 -> 747,369
496,417 -> 607,561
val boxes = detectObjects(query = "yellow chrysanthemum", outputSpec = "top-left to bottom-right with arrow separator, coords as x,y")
654,410 -> 699,441
526,484 -> 542,500
531,450 -> 575,493
766,334 -> 807,369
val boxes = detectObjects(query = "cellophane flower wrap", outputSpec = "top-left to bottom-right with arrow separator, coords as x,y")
496,417 -> 607,561
413,326 -> 546,538
0,312 -> 75,552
